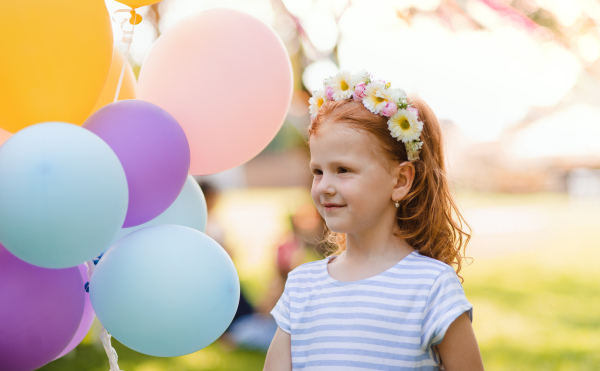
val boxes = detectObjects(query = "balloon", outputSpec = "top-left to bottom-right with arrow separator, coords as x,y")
137,8 -> 293,175
0,245 -> 85,371
90,225 -> 240,357
86,47 -> 137,120
84,100 -> 190,227
0,128 -> 11,147
0,122 -> 128,268
116,0 -> 162,9
115,175 -> 207,242
0,0 -> 112,133
55,264 -> 96,359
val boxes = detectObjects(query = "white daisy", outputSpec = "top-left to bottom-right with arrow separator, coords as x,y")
387,87 -> 407,103
351,69 -> 371,85
327,71 -> 356,100
308,89 -> 327,117
387,108 -> 423,143
362,80 -> 395,114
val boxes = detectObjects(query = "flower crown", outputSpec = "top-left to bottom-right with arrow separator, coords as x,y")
309,70 -> 424,161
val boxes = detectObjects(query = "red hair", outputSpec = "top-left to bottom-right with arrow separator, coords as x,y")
309,98 -> 471,280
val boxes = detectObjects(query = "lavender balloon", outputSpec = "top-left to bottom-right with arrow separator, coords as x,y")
0,245 -> 85,371
84,100 -> 190,227
54,264 -> 96,360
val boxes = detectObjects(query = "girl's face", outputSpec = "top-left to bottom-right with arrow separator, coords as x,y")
309,122 -> 399,236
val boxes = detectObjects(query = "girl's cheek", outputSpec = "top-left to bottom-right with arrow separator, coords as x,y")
310,182 -> 319,201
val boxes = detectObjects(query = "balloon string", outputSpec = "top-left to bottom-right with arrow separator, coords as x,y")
95,9 -> 139,369
86,258 -> 123,371
101,327 -> 122,371
112,9 -> 139,103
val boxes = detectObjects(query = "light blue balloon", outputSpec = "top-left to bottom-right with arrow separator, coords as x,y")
114,175 -> 207,243
90,224 -> 240,357
0,122 -> 128,268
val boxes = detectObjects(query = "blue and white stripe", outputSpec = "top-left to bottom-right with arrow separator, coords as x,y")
271,251 -> 472,370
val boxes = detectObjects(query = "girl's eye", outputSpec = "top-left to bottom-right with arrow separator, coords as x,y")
338,167 -> 349,173
312,169 -> 322,176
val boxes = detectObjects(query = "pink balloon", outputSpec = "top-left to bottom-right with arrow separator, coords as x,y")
54,264 -> 96,359
0,128 -> 11,146
137,8 -> 293,175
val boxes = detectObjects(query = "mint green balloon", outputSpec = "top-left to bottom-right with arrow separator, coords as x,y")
90,224 -> 240,357
114,175 -> 207,243
0,122 -> 128,268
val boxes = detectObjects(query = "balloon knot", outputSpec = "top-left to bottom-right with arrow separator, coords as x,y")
129,10 -> 142,25
93,253 -> 104,265
111,9 -> 139,44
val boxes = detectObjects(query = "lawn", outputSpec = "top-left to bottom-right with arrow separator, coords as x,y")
40,191 -> 600,370
41,339 -> 266,371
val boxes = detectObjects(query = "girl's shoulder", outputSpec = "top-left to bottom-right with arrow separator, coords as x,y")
408,251 -> 451,267
403,251 -> 456,276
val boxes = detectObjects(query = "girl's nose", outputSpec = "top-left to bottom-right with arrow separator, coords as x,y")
317,174 -> 336,196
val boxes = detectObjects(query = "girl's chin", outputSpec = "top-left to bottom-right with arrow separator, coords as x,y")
324,223 -> 349,234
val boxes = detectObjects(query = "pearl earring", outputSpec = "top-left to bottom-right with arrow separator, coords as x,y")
394,200 -> 400,208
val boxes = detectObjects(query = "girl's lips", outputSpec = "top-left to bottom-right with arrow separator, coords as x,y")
323,203 -> 344,212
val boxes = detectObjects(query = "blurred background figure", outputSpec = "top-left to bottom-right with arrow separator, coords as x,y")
215,200 -> 325,353
199,181 -> 226,247
276,203 -> 326,278
198,181 -> 258,350
267,203 -> 326,312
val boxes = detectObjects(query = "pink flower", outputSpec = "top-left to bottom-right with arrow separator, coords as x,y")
408,106 -> 419,118
352,82 -> 367,101
381,101 -> 398,117
325,86 -> 334,101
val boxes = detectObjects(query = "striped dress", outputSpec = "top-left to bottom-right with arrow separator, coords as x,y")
271,251 -> 472,370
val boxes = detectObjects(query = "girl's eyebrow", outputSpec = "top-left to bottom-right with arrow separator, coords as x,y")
326,160 -> 349,168
309,161 -> 353,174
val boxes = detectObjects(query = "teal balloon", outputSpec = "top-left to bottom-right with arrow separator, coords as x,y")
89,224 -> 240,357
115,175 -> 207,243
0,122 -> 128,268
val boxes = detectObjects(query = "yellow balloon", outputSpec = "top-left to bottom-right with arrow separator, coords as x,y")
0,0 -> 113,133
115,0 -> 162,9
85,47 -> 137,120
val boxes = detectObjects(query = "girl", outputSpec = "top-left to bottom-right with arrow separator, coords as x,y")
264,71 -> 484,371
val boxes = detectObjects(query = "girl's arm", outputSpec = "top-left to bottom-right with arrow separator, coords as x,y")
264,327 -> 292,371
437,312 -> 484,370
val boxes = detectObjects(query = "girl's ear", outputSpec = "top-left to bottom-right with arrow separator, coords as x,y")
392,161 -> 415,202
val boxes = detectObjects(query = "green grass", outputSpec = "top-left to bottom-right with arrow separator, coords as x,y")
41,340 -> 266,371
464,263 -> 600,370
39,191 -> 600,370
460,193 -> 600,370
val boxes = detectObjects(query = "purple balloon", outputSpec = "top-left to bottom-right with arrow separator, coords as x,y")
54,264 -> 96,360
0,245 -> 85,371
84,99 -> 190,227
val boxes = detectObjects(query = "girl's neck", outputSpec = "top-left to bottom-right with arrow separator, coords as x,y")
342,229 -> 414,263
327,231 -> 415,282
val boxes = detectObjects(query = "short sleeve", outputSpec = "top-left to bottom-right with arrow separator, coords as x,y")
270,278 -> 292,334
421,266 -> 472,362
